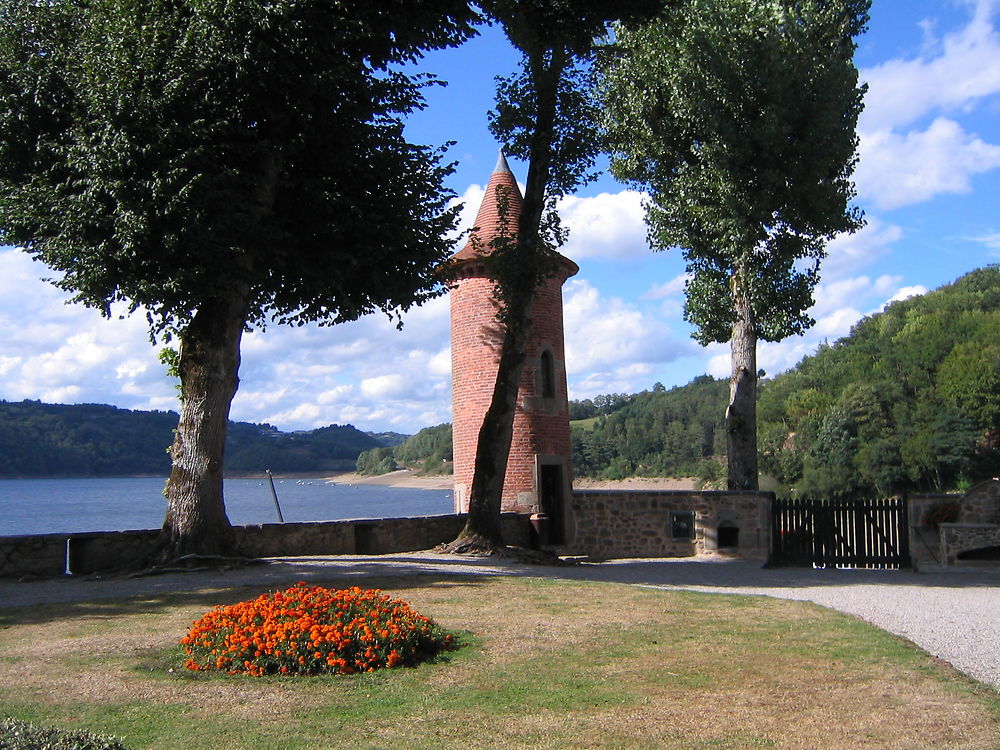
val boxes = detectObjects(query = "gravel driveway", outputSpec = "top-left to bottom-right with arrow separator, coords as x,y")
1,552 -> 997,691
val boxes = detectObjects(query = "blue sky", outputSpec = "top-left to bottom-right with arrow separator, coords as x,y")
1,0 -> 998,435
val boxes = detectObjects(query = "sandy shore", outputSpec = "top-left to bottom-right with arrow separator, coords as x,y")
325,469 -> 697,492
324,470 -> 454,490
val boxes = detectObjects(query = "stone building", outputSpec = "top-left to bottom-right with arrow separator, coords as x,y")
448,153 -> 577,541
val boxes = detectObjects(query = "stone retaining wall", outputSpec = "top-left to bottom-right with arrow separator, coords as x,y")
939,523 -> 1000,566
562,490 -> 771,559
0,513 -> 533,579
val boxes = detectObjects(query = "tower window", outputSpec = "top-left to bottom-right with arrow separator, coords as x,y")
540,350 -> 556,398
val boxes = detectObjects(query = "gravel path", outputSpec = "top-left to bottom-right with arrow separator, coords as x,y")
1,553 -> 997,691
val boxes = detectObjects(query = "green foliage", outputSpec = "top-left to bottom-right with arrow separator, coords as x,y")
0,401 -> 381,477
0,0 -> 475,337
394,424 -> 453,474
759,266 -> 1000,496
567,393 -> 633,420
603,0 -> 868,345
571,377 -> 728,478
0,717 -> 129,750
357,424 -> 453,476
355,447 -> 397,476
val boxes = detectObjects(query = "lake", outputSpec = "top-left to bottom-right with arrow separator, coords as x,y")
0,477 -> 455,537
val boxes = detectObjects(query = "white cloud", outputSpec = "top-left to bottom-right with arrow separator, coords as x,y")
822,219 -> 903,278
856,118 -> 1000,209
564,280 -> 680,373
860,1 -> 1000,131
360,373 -> 410,400
558,190 -> 648,260
967,231 -> 1000,254
884,285 -> 928,306
562,279 -> 700,398
854,3 -> 1000,211
642,273 -> 690,300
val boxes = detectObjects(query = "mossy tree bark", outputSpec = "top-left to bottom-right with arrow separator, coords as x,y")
160,293 -> 248,560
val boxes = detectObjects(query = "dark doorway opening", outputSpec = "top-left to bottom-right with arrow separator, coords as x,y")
718,523 -> 739,548
957,545 -> 1000,561
354,524 -> 377,555
539,464 -> 565,545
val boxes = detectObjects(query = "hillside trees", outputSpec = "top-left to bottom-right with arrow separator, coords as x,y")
602,0 -> 869,490
356,423 -> 453,476
0,0 -> 475,562
572,376 -> 727,480
442,0 -> 663,551
759,266 -> 1000,496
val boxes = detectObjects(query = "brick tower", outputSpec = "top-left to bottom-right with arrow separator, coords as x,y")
449,153 -> 577,542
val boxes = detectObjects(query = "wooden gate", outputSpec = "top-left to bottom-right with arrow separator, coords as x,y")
769,497 -> 911,569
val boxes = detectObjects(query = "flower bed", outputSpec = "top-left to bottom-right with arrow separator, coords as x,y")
181,583 -> 454,676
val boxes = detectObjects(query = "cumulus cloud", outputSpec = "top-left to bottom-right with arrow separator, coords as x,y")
822,219 -> 903,278
860,1 -> 1000,131
562,279 -> 699,398
230,295 -> 453,431
855,2 -> 1000,210
558,190 -> 649,260
856,118 -> 1000,209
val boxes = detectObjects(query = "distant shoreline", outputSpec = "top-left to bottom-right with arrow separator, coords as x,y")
323,470 -> 698,492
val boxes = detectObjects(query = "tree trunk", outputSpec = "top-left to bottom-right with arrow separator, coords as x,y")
160,293 -> 248,560
726,272 -> 759,490
451,325 -> 530,549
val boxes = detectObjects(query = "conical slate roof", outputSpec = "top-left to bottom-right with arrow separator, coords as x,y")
450,152 -> 579,277
451,151 -> 524,262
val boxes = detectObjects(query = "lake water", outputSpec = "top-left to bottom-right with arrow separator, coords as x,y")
0,477 -> 455,537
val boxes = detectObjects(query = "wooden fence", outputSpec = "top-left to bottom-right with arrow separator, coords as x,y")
770,497 -> 911,569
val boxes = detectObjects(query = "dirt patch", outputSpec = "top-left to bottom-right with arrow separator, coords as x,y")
572,476 -> 698,490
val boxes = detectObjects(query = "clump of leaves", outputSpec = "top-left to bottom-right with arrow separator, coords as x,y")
0,717 -> 129,750
181,583 -> 455,676
923,499 -> 961,529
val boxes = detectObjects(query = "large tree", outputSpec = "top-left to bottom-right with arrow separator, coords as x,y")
602,0 -> 869,489
444,0 -> 661,551
0,0 -> 475,561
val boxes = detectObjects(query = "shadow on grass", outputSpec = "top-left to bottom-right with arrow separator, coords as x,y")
2,550 -> 999,628
0,570 -> 490,628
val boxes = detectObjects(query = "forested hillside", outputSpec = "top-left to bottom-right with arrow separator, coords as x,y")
571,377 -> 728,480
357,424 -> 453,475
573,266 -> 999,495
0,401 -> 382,477
758,265 -> 999,497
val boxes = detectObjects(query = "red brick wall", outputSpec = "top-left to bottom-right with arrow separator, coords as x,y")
451,262 -> 574,513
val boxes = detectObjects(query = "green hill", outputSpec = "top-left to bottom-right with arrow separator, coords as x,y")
758,265 -> 999,497
0,400 -> 384,477
571,266 -> 999,495
357,423 -> 453,476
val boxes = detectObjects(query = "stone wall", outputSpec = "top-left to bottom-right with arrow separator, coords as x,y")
0,513 -> 533,580
910,480 -> 1000,566
563,490 -> 771,559
939,523 -> 1000,566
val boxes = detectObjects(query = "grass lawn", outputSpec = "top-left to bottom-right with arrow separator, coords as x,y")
1,574 -> 998,749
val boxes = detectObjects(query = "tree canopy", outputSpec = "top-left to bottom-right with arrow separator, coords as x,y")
601,0 -> 869,489
0,0 -> 476,561
0,0 -> 475,334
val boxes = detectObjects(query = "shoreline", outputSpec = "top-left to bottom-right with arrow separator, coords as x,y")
324,469 -> 698,492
